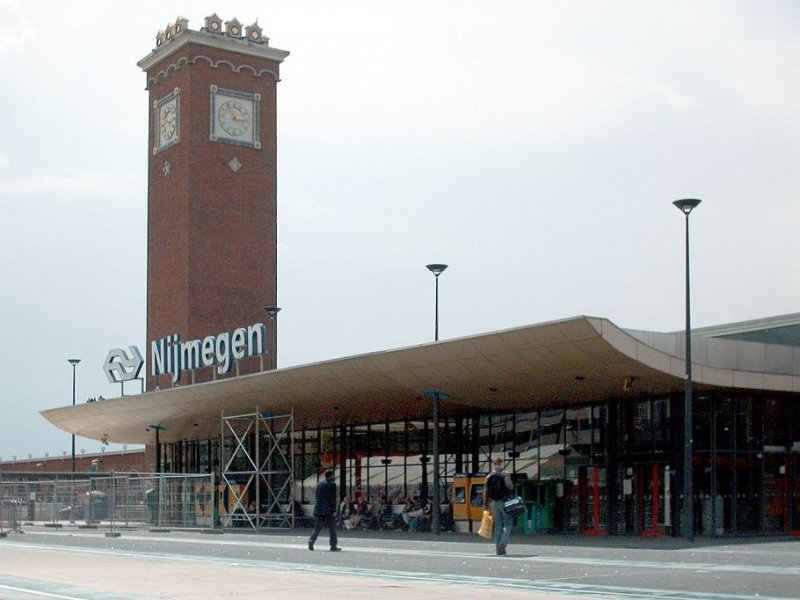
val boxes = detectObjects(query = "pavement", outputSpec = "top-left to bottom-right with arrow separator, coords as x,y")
1,524 -> 800,599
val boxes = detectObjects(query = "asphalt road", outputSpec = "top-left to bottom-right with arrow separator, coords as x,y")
1,525 -> 799,599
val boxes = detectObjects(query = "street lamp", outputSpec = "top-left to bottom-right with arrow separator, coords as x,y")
425,264 -> 448,536
424,390 -> 449,535
264,307 -> 281,370
68,359 -> 80,473
673,198 -> 701,543
380,458 -> 392,498
425,264 -> 448,341
148,424 -> 166,473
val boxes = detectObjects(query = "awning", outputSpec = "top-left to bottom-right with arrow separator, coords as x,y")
40,316 -> 800,445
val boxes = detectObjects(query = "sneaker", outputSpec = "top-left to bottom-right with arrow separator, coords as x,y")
497,544 -> 507,555
308,541 -> 314,551
330,546 -> 342,552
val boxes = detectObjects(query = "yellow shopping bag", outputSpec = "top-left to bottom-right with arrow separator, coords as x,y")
477,510 -> 493,538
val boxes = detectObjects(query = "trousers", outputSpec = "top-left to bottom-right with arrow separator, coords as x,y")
309,515 -> 338,548
491,499 -> 513,549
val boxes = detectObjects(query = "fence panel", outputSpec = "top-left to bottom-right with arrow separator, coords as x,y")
0,472 -> 215,531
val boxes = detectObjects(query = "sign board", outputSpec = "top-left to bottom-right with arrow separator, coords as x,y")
151,322 -> 266,383
103,346 -> 144,383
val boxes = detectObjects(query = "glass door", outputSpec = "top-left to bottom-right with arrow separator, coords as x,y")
792,454 -> 800,533
763,454 -> 788,532
579,465 -> 608,535
636,463 -> 671,536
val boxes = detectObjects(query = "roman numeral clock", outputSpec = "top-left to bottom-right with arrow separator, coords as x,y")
210,86 -> 261,149
138,14 -> 289,390
154,88 -> 180,152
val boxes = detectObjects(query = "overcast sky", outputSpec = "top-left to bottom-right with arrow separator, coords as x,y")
1,1 -> 798,462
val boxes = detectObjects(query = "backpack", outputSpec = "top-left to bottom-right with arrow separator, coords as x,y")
486,472 -> 508,500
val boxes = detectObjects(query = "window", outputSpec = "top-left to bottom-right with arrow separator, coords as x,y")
470,483 -> 485,508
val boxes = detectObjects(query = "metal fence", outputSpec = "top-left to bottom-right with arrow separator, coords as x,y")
0,472 -> 216,530
0,496 -> 23,534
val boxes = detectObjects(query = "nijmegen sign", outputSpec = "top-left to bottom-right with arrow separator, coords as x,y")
151,323 -> 267,383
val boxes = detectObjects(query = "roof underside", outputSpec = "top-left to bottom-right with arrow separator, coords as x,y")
40,316 -> 800,445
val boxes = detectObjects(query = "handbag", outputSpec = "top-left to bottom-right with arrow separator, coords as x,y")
477,510 -> 493,538
503,495 -> 526,518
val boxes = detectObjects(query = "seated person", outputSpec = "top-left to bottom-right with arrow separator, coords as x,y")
378,495 -> 392,518
401,496 -> 424,527
440,501 -> 454,531
378,494 -> 393,519
338,497 -> 355,529
377,494 -> 395,528
378,496 -> 406,530
286,499 -> 311,526
350,496 -> 372,529
409,496 -> 433,532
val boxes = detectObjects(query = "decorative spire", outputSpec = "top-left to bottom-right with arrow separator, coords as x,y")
246,21 -> 264,43
156,16 -> 190,47
204,13 -> 223,34
225,18 -> 243,38
152,14 -> 274,51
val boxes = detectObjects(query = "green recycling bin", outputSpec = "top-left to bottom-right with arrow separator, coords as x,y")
523,502 -> 537,535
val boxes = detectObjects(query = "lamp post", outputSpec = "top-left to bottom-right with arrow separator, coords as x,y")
264,307 -> 281,370
425,264 -> 448,535
673,198 -> 701,543
148,424 -> 166,473
425,264 -> 448,341
147,424 -> 167,528
381,457 -> 391,497
68,359 -> 80,473
67,358 -> 80,524
424,390 -> 449,535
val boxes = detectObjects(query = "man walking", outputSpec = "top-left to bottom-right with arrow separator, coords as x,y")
309,469 -> 342,551
484,456 -> 514,555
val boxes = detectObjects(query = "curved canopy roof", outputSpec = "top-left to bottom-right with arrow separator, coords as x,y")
41,316 -> 800,446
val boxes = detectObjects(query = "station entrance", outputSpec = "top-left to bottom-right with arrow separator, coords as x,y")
161,392 -> 800,538
616,463 -> 672,536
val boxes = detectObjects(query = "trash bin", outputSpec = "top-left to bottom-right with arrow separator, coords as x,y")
508,479 -> 531,532
86,491 -> 108,521
532,480 -> 557,532
26,493 -> 36,522
145,489 -> 157,523
524,502 -> 537,535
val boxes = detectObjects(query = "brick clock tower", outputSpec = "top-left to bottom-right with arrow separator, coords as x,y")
138,14 -> 288,390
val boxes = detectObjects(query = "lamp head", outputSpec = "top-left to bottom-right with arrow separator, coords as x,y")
68,358 -> 81,367
264,306 -> 282,317
673,198 -> 701,215
426,263 -> 448,277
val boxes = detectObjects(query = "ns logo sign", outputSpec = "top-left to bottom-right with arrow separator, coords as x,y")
103,346 -> 144,383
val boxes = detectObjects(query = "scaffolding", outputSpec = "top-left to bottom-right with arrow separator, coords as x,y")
220,409 -> 294,529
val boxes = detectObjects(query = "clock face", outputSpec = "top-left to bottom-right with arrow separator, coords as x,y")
160,102 -> 177,140
154,90 -> 180,153
218,100 -> 250,137
210,86 -> 261,149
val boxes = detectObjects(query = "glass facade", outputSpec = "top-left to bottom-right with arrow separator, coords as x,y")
690,394 -> 798,536
162,391 -> 800,537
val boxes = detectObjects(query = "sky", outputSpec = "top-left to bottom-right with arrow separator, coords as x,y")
0,0 -> 798,462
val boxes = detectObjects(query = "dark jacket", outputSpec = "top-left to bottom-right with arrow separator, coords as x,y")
483,469 -> 513,509
314,476 -> 338,517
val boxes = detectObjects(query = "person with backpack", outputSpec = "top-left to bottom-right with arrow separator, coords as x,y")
483,456 -> 514,555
